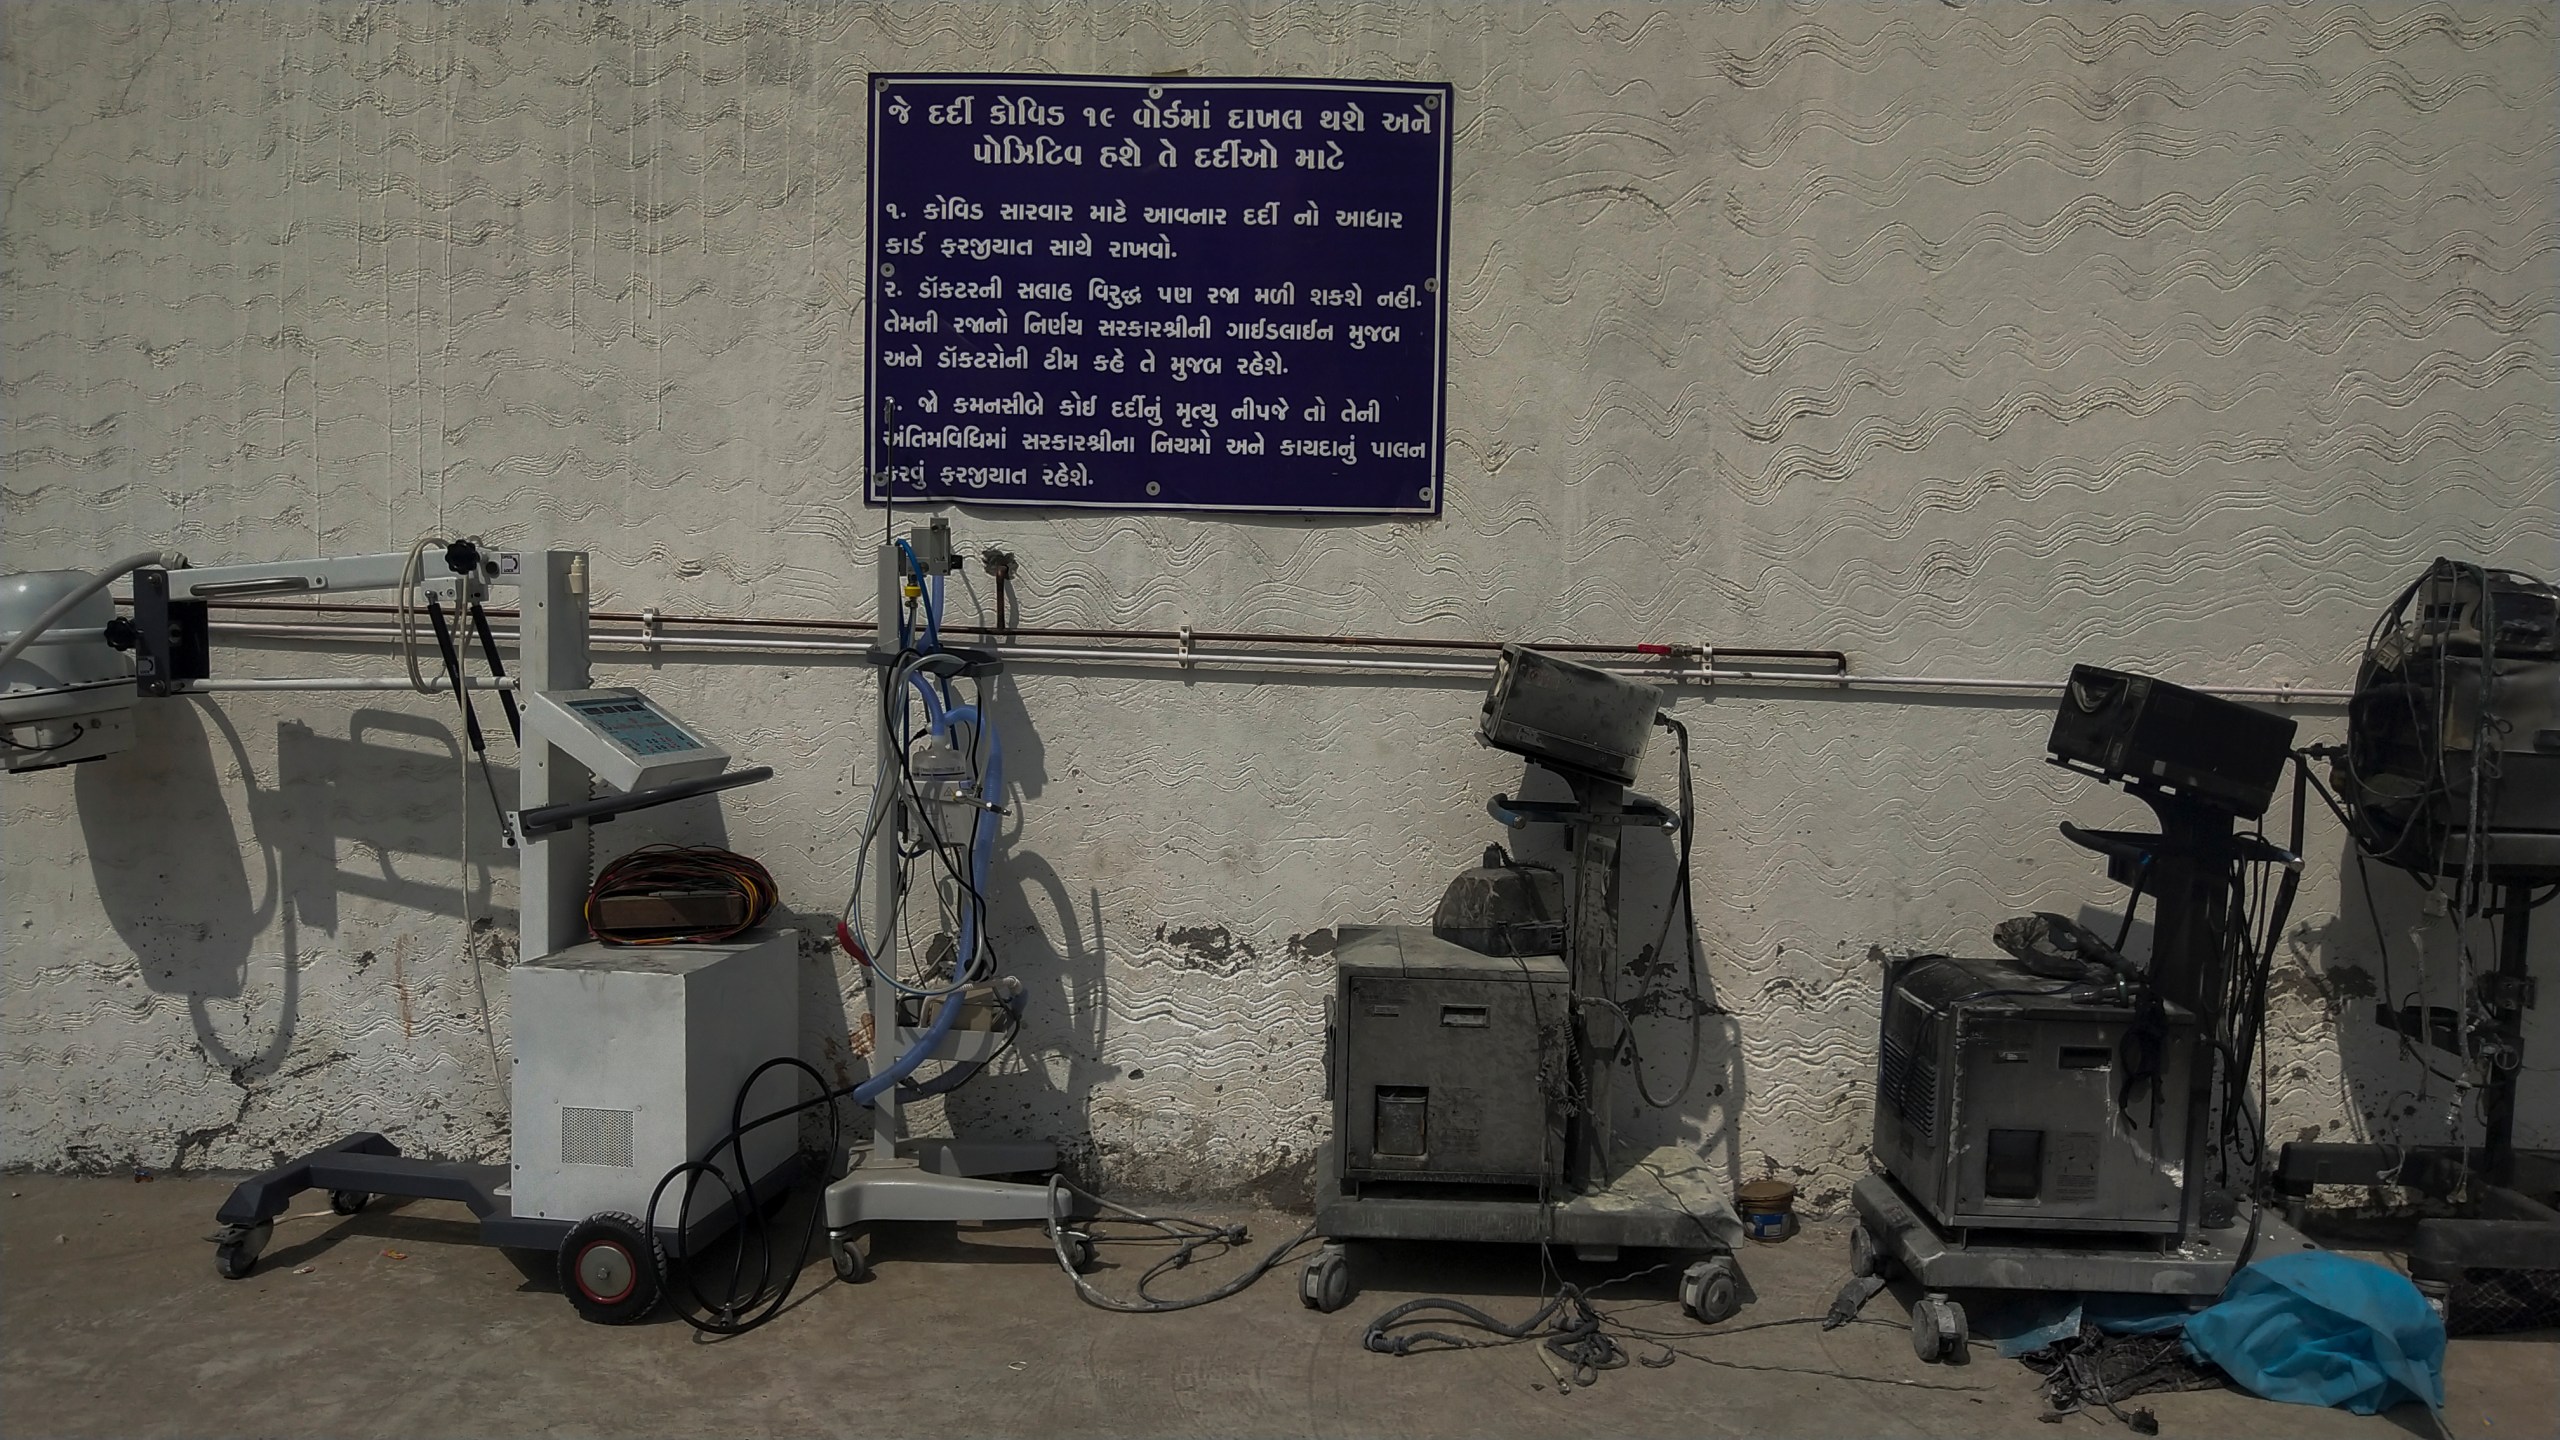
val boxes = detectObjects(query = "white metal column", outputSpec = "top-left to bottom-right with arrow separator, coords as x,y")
517,551 -> 593,960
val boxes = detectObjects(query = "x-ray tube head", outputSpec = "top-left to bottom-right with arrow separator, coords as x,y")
0,572 -> 138,773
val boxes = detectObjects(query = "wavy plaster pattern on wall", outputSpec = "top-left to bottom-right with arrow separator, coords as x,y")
3,3 -> 2553,1205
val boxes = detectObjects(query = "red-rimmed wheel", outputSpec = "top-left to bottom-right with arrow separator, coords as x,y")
558,1212 -> 665,1325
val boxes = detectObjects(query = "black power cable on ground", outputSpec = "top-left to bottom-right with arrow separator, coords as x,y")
1041,1176 -> 1320,1314
644,1056 -> 861,1339
1362,1264 -> 2002,1396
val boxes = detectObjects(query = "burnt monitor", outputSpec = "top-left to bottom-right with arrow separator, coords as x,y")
2048,666 -> 2297,819
1480,645 -> 1660,786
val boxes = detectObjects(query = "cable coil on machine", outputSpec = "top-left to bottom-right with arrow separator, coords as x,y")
585,844 -> 779,945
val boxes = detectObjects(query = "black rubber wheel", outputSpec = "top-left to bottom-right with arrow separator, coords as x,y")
212,1222 -> 271,1281
1300,1250 -> 1352,1313
559,1212 -> 665,1325
1849,1224 -> 1895,1279
1682,1257 -> 1741,1324
1063,1231 -> 1098,1273
829,1229 -> 871,1285
328,1190 -> 370,1216
1934,1298 -> 1969,1363
1911,1296 -> 1968,1364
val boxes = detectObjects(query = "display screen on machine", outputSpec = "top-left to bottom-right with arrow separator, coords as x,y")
565,694 -> 704,757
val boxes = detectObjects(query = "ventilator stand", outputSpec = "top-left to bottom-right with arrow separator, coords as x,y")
818,521 -> 1088,1283
2277,854 -> 2560,1322
1303,766 -> 1746,1321
1850,779 -> 2322,1362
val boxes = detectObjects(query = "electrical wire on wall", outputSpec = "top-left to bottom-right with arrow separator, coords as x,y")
1614,712 -> 1726,1110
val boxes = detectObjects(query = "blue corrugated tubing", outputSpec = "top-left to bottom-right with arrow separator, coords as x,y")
851,704 -> 1001,1107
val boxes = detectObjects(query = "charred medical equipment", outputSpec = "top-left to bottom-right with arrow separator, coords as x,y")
1873,954 -> 2200,1237
2278,560 -> 2560,1324
3,546 -> 797,1323
1853,667 -> 2321,1363
1304,645 -> 1745,1323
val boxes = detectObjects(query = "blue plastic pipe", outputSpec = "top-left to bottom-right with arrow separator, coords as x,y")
852,704 -> 1002,1106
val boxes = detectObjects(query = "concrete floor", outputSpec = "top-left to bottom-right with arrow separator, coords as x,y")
1,1176 -> 2549,1439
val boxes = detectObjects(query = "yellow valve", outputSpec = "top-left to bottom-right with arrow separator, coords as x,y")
902,583 -> 922,600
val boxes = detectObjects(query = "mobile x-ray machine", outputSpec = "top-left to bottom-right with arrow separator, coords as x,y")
3,545 -> 795,1322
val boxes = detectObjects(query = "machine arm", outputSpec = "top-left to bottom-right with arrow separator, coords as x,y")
158,544 -> 520,602
517,766 -> 774,839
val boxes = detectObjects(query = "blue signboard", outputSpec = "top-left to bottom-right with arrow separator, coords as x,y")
866,75 -> 1454,515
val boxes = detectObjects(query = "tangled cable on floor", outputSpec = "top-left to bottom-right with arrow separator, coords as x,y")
1042,1176 -> 1320,1314
1364,1285 -> 1639,1389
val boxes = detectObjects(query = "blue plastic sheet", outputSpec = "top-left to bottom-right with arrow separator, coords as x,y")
1988,1293 -> 2194,1359
2182,1252 -> 2446,1416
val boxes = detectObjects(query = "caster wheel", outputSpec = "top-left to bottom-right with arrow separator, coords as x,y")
1910,1294 -> 1968,1364
212,1222 -> 272,1280
559,1212 -> 665,1325
328,1190 -> 370,1217
1062,1231 -> 1099,1273
1681,1256 -> 1741,1324
1300,1246 -> 1353,1313
1848,1224 -> 1895,1279
828,1228 -> 871,1284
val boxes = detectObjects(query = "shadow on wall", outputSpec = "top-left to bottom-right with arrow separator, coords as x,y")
945,669 -> 1106,1169
2314,842 -> 2559,1156
73,698 -> 505,1091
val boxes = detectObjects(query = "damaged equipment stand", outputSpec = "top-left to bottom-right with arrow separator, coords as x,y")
1852,670 -> 2323,1360
1303,646 -> 1745,1321
818,518 -> 1090,1282
2274,862 -> 2560,1309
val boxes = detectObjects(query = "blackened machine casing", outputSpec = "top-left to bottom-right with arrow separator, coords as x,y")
1330,927 -> 1569,1189
1874,955 -> 2197,1235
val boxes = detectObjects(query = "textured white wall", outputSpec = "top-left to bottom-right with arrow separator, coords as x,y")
4,3 -> 2554,1209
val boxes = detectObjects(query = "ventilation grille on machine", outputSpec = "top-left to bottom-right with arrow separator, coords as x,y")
1879,1033 -> 1939,1144
559,1106 -> 634,1168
